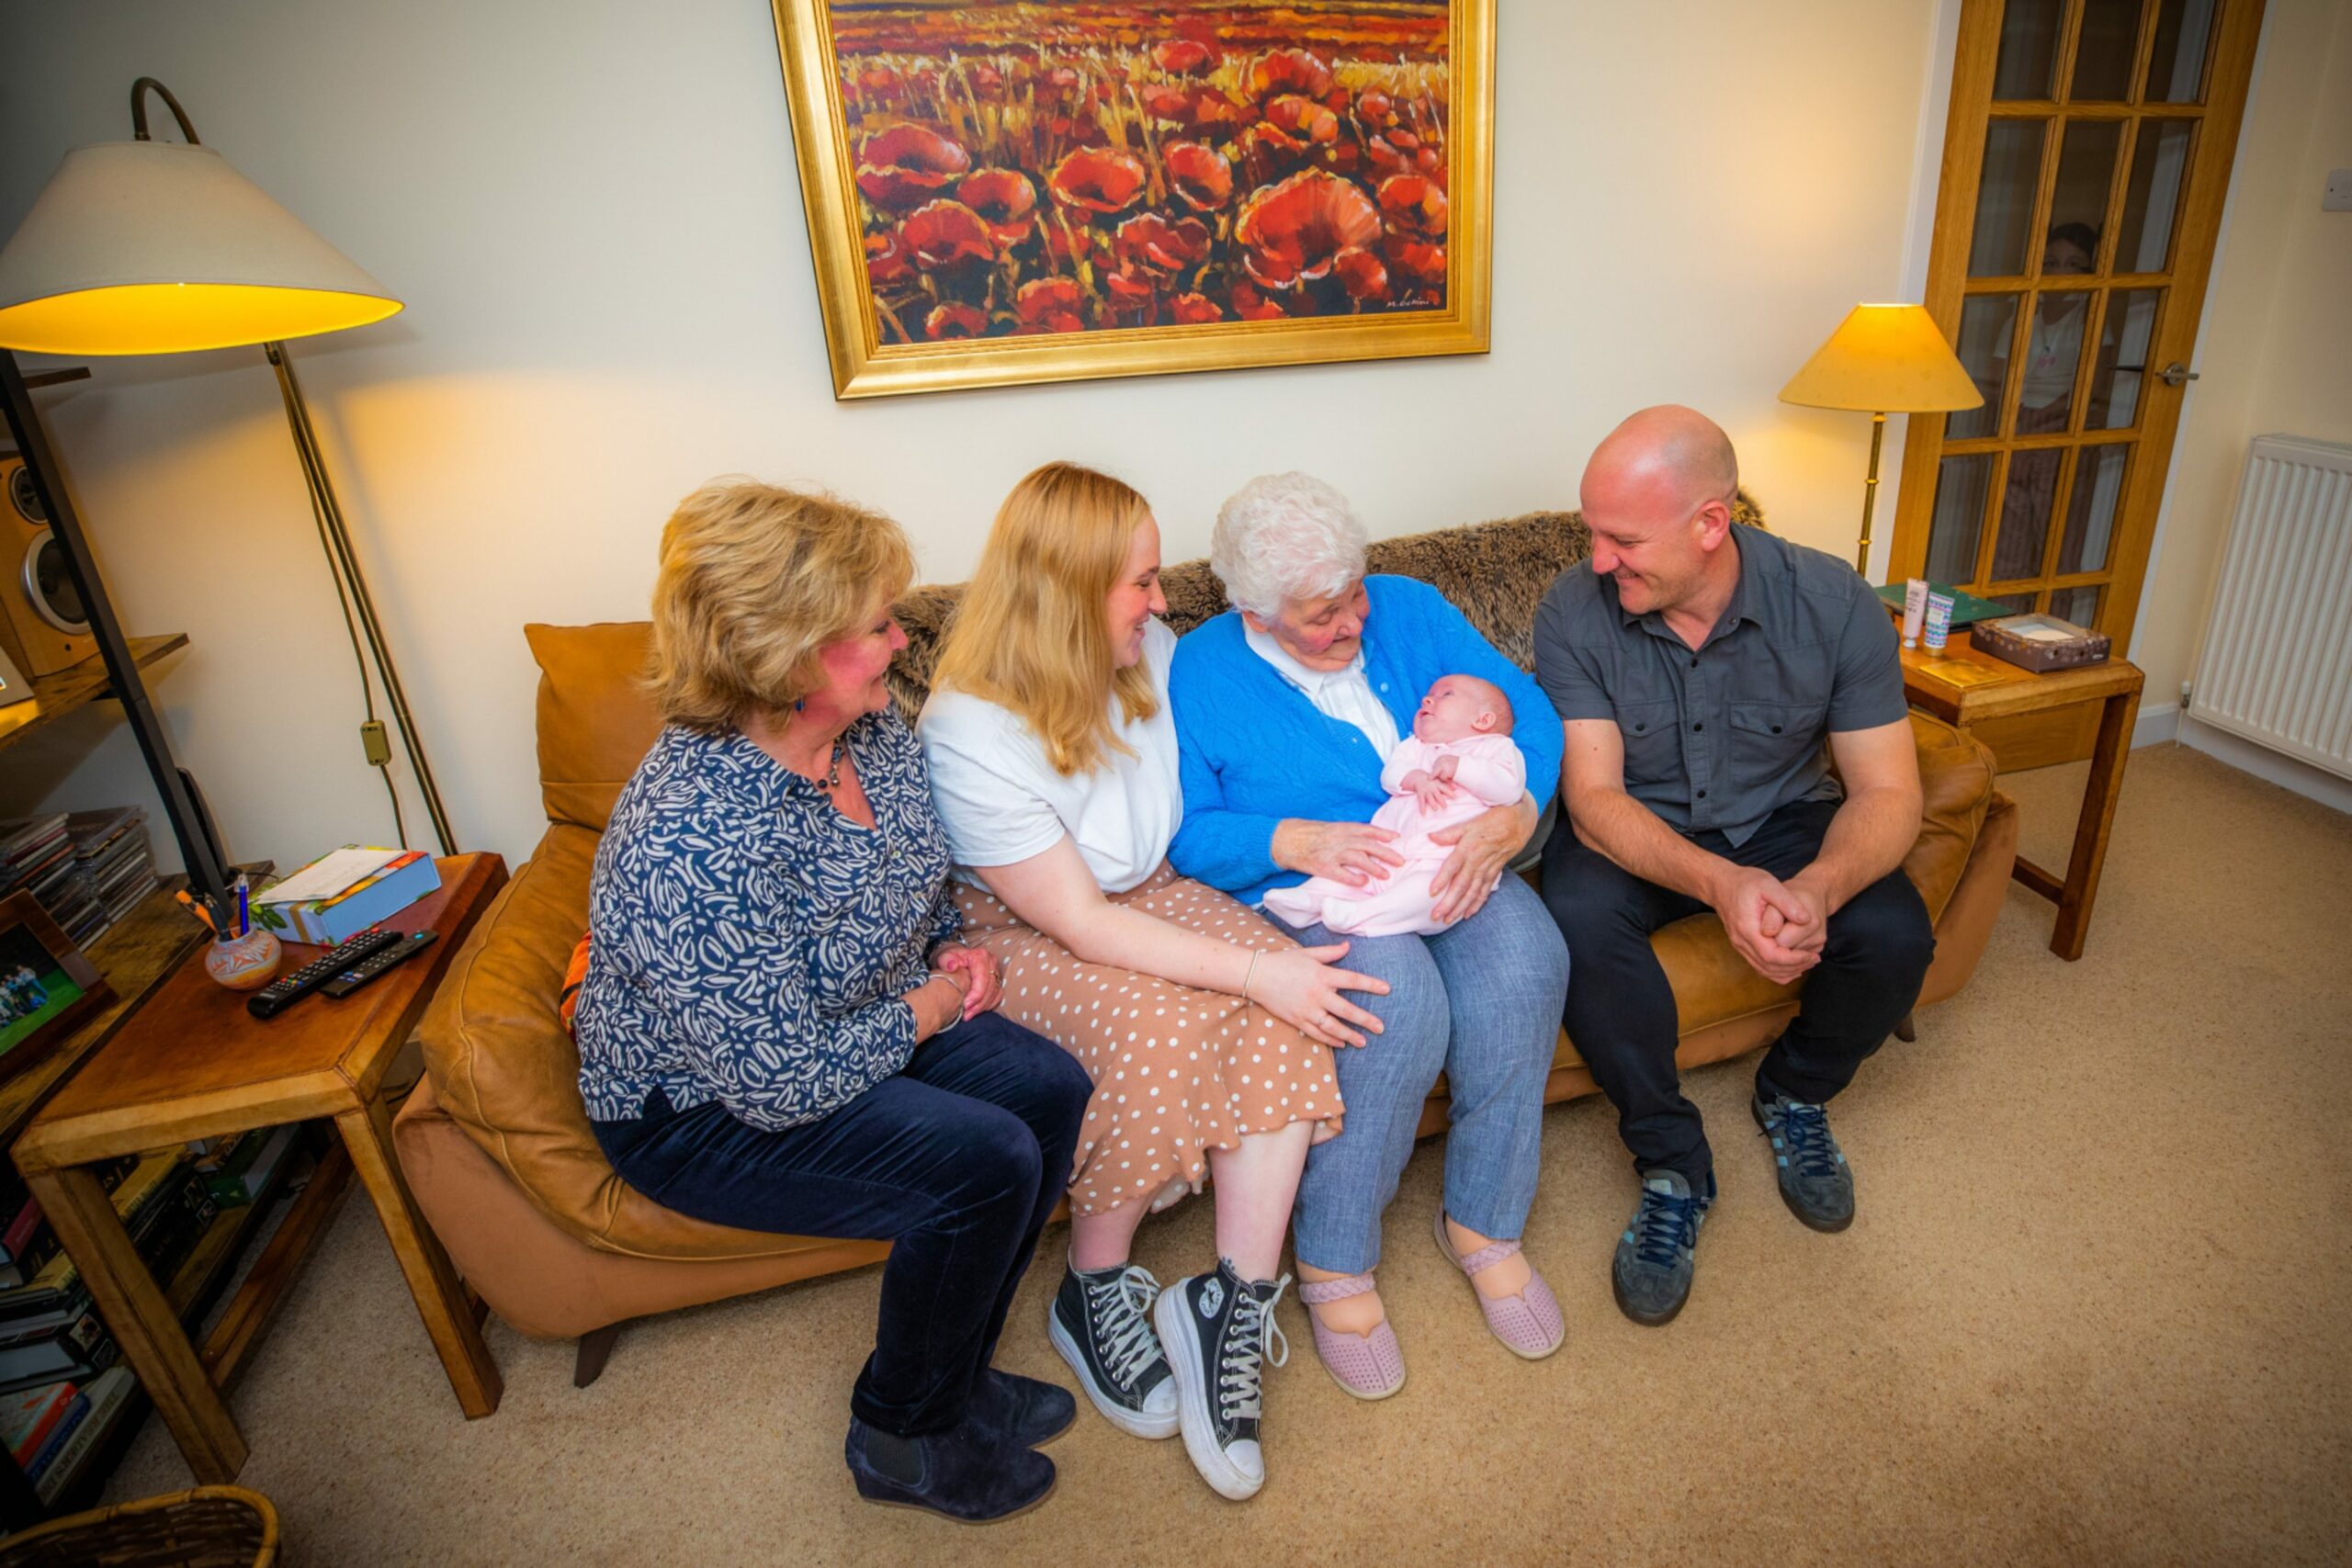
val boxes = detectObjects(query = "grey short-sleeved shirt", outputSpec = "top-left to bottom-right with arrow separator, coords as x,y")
1532,525 -> 1908,846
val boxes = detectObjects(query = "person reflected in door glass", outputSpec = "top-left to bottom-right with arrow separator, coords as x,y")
1994,222 -> 2100,581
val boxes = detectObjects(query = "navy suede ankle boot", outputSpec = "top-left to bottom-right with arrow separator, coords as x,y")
844,1413 -> 1057,1524
969,1366 -> 1078,1449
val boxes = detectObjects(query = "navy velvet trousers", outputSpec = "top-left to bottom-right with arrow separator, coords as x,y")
592,1012 -> 1091,1437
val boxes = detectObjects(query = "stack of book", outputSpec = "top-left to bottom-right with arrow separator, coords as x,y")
0,807 -> 157,950
1,1367 -> 134,1505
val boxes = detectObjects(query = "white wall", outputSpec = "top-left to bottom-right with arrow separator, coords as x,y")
2132,0 -> 2352,723
2,0 -> 1951,872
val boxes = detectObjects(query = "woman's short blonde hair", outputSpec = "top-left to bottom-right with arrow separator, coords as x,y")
932,461 -> 1157,776
645,479 -> 912,731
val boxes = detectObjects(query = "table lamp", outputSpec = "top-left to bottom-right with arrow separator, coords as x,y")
0,78 -> 456,921
1779,303 -> 1983,575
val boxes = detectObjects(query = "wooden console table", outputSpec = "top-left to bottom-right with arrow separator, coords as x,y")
1900,635 -> 2144,961
11,852 -> 507,1484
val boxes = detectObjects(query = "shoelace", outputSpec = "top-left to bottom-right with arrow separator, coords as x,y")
1088,1266 -> 1164,1390
1632,1188 -> 1703,1270
1774,1100 -> 1842,1180
1216,1276 -> 1291,1424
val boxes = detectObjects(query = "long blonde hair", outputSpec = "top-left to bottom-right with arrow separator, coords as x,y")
933,461 -> 1158,775
645,479 -> 911,730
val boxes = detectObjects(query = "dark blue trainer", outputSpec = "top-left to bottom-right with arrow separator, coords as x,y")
1752,1089 -> 1856,1232
1611,1169 -> 1712,1326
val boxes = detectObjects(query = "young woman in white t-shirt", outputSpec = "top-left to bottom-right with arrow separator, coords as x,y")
918,461 -> 1386,1503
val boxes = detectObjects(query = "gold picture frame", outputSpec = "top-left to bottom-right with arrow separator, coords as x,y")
770,2 -> 1494,400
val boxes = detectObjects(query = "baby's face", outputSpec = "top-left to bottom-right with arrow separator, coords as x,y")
1413,675 -> 1500,742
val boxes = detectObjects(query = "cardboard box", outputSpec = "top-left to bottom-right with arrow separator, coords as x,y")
253,848 -> 440,946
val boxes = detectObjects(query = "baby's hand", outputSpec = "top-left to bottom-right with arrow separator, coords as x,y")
1431,754 -> 1459,783
1402,769 -> 1455,812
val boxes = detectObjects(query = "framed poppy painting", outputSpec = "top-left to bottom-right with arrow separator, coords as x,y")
770,1 -> 1494,399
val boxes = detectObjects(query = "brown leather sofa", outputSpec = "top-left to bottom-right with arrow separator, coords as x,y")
397,507 -> 2018,1388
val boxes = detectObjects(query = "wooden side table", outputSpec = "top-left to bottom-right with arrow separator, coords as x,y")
10,853 -> 508,1484
1898,634 -> 2143,960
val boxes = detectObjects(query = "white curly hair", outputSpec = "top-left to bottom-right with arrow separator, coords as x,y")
1210,472 -> 1369,620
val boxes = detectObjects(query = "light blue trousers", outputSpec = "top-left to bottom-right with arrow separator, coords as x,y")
1268,874 -> 1569,1275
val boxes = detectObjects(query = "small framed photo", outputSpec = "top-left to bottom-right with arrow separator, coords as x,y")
0,890 -> 110,1085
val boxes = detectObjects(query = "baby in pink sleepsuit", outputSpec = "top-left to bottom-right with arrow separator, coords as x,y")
1262,673 -> 1526,938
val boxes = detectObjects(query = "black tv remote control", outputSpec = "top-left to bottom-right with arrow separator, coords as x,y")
317,930 -> 438,998
246,928 -> 405,1019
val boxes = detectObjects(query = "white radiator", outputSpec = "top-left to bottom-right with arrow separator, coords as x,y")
2190,435 -> 2352,779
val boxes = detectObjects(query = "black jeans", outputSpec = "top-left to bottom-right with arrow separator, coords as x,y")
1541,797 -> 1934,1184
592,1012 -> 1091,1437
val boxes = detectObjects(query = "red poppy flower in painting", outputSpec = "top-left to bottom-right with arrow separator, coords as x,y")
1163,142 -> 1234,211
1171,292 -> 1224,324
924,302 -> 989,340
1333,245 -> 1390,302
958,168 -> 1038,243
1357,90 -> 1397,129
900,200 -> 996,271
1140,85 -> 1246,137
1014,276 -> 1087,334
1246,48 -> 1334,102
855,65 -> 909,107
1048,148 -> 1148,215
856,125 -> 971,211
1233,168 -> 1382,290
865,229 -> 913,287
1229,281 -> 1287,320
1367,135 -> 1413,179
1385,233 -> 1448,300
967,62 -> 1002,92
1114,213 -> 1213,278
1378,175 -> 1448,237
1264,95 -> 1341,146
1105,267 -> 1160,321
1152,39 -> 1216,76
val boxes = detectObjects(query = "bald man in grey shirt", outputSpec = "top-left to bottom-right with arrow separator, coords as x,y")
1532,407 -> 1934,1327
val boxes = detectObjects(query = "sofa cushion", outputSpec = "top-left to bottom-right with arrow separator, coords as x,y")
526,622 -> 662,834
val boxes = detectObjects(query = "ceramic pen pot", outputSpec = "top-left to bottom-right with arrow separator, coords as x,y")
204,927 -> 282,991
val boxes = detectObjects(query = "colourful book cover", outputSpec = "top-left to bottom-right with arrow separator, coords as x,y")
254,848 -> 441,946
1,1378 -> 75,1466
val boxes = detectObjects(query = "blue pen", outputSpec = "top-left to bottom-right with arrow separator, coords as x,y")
233,873 -> 250,938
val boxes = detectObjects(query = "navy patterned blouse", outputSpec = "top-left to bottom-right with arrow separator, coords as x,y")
573,710 -> 960,1132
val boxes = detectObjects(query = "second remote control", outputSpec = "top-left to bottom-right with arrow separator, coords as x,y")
318,931 -> 439,998
247,928 -> 405,1019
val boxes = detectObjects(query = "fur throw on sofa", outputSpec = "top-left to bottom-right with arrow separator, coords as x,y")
884,493 -> 1763,724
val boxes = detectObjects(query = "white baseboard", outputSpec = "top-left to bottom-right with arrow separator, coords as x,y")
2177,716 -> 2352,815
2132,702 -> 2179,749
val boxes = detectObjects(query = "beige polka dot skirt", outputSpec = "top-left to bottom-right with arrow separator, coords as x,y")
954,863 -> 1343,1218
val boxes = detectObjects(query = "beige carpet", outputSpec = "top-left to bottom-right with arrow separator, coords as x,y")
106,744 -> 2352,1566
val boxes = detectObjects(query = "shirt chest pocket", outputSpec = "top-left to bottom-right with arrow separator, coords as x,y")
1614,697 -> 1681,786
1728,700 -> 1826,787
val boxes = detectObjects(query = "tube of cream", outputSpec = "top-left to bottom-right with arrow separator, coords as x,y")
1901,579 -> 1929,648
1923,590 -> 1954,654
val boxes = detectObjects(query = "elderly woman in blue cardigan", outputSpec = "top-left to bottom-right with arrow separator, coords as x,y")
1168,473 -> 1572,1397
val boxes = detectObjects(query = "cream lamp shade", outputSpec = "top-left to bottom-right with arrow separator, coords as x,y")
0,140 -> 401,355
1779,304 -> 1981,413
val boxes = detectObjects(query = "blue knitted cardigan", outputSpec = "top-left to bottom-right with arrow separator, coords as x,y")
1167,574 -> 1562,908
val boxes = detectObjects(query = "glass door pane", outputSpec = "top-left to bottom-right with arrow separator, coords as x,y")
1970,119 -> 2047,276
2048,119 -> 2123,243
1994,0 -> 2066,98
2070,0 -> 2143,101
2115,120 -> 2196,272
1926,455 -> 1996,584
2058,443 -> 2130,572
2147,0 -> 2219,102
2089,288 -> 2163,428
1949,294 -> 2020,440
1992,446 -> 2066,581
2018,290 -> 2093,433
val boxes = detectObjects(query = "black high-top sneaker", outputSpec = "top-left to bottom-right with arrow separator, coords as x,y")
1151,1258 -> 1291,1501
1047,1262 -> 1179,1438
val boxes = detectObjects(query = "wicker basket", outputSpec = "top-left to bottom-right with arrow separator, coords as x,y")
0,1486 -> 277,1567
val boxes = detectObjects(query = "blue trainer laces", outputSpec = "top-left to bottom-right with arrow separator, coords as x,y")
1775,1100 -> 1843,1180
1632,1187 -> 1704,1269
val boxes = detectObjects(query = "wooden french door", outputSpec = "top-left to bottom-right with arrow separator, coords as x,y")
1892,0 -> 2265,768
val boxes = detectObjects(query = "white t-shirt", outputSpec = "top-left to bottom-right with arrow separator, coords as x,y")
917,619 -> 1182,895
1241,621 -> 1402,760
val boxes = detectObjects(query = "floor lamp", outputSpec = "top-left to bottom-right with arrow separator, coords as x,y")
1780,304 -> 1984,577
0,78 -> 458,918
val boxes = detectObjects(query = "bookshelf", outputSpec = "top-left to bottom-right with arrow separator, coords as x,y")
0,636 -> 188,755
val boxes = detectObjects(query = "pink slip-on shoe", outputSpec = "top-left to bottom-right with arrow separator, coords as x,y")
1295,1273 -> 1407,1400
1432,1208 -> 1566,1360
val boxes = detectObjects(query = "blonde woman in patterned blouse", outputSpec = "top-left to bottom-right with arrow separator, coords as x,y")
572,480 -> 1091,1525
